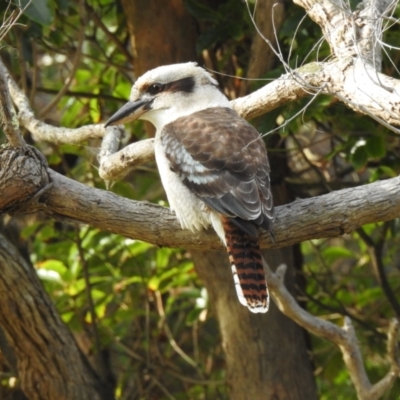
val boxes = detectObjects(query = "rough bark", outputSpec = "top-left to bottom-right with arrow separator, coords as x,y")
0,62 -> 24,147
0,146 -> 48,212
0,234 -> 110,400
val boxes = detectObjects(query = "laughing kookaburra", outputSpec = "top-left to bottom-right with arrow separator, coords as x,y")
105,62 -> 275,313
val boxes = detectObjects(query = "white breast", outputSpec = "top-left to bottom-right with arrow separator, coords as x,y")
154,135 -> 211,232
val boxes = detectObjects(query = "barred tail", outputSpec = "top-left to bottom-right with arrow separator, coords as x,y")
222,217 -> 269,313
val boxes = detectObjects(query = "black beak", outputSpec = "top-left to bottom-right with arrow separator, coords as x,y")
104,99 -> 151,127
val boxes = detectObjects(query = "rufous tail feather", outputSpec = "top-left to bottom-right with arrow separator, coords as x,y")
222,217 -> 269,313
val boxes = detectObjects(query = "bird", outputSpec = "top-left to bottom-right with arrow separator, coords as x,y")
105,62 -> 274,313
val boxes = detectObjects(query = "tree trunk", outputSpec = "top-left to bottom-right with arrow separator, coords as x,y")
0,233 -> 110,400
192,228 -> 317,400
0,146 -> 114,400
121,0 -> 198,76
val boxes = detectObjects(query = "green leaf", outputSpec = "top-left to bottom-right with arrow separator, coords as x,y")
21,0 -> 53,25
350,145 -> 368,170
37,259 -> 68,276
148,276 -> 159,291
114,81 -> 132,99
366,135 -> 386,159
67,278 -> 86,296
370,165 -> 397,182
322,247 -> 354,264
155,249 -> 170,268
377,165 -> 397,178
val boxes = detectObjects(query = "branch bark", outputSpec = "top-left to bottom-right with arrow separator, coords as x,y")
0,61 -> 25,147
2,146 -> 400,252
46,171 -> 400,250
79,58 -> 400,180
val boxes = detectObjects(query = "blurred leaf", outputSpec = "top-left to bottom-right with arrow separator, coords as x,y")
351,144 -> 368,170
37,259 -> 68,276
322,247 -> 354,264
156,248 -> 172,268
366,135 -> 386,159
21,0 -> 53,25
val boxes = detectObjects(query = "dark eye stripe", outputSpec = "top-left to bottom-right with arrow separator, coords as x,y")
165,77 -> 195,94
145,77 -> 195,96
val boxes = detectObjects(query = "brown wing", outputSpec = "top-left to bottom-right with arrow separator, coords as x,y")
161,107 -> 274,238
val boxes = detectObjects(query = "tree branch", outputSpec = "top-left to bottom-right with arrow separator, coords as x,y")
0,61 -> 25,147
98,138 -> 155,181
98,59 -> 400,180
4,57 -> 400,180
0,57 -> 105,144
39,171 -> 400,250
2,148 -> 400,252
2,1 -> 400,182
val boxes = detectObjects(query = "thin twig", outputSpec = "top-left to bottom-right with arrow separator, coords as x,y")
0,1 -> 28,41
154,291 -> 199,369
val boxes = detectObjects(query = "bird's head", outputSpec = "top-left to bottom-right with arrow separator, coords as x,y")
105,62 -> 229,130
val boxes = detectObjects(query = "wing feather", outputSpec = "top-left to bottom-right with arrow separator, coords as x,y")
161,107 -> 274,237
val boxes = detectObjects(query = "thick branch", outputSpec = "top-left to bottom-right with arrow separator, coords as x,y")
4,53 -> 400,159
233,59 -> 400,126
293,0 -> 355,58
293,0 -> 395,67
11,167 -> 400,251
98,126 -> 123,184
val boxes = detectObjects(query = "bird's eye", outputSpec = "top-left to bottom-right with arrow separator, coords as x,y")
148,83 -> 164,95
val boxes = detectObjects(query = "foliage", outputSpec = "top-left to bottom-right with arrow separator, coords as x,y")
1,0 -> 400,399
26,221 -> 224,398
